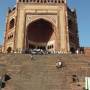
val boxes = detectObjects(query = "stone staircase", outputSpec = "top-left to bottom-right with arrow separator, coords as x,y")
0,54 -> 90,90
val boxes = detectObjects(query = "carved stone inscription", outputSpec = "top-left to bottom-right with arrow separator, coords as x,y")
26,13 -> 58,28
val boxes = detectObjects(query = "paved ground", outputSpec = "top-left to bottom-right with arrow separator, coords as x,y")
0,53 -> 90,90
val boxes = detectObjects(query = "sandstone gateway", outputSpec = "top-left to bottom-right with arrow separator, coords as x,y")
4,0 -> 79,53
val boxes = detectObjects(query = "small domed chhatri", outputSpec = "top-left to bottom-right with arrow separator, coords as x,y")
4,0 -> 79,53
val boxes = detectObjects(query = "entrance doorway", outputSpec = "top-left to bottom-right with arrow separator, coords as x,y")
70,47 -> 75,54
7,47 -> 12,53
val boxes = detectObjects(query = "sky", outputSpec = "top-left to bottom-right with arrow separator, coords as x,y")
0,0 -> 90,47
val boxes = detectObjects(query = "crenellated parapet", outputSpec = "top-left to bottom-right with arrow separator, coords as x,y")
17,0 -> 66,4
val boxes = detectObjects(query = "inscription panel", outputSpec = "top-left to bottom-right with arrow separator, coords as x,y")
26,13 -> 58,28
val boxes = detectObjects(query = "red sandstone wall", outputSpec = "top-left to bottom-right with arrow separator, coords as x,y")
4,10 -> 16,52
84,47 -> 90,56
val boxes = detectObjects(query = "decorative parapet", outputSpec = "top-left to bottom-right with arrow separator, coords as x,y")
17,0 -> 66,4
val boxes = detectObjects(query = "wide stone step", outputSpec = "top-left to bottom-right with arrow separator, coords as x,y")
0,54 -> 90,90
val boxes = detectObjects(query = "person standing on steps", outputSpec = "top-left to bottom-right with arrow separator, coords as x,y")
56,60 -> 63,69
76,49 -> 79,54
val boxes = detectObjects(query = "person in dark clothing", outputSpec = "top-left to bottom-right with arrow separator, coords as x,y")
72,74 -> 79,83
4,74 -> 11,81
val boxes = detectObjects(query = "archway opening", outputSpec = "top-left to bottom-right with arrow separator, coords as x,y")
9,18 -> 15,29
26,18 -> 54,50
7,47 -> 12,53
70,47 -> 75,54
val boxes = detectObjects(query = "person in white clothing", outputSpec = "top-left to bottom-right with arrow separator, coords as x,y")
76,49 -> 79,54
56,61 -> 62,69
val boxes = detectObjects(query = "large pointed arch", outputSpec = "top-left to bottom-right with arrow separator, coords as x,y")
26,18 -> 55,50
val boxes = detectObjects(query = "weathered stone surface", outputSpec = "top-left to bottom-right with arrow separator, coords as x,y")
84,47 -> 90,56
0,54 -> 90,90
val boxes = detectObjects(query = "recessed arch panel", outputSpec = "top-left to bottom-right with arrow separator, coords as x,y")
26,18 -> 55,49
9,18 -> 15,29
